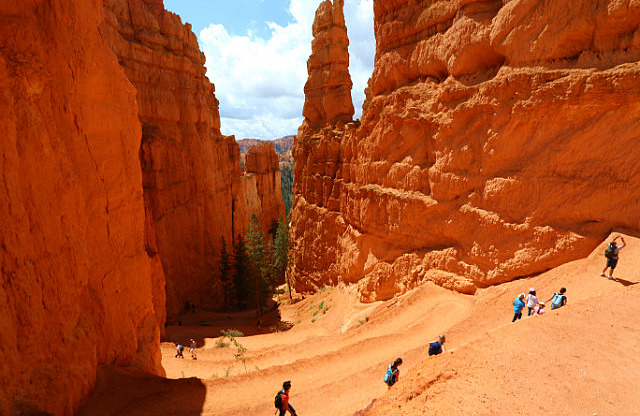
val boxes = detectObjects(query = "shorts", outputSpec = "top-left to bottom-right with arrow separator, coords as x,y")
606,257 -> 619,269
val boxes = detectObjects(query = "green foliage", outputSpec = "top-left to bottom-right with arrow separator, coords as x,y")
245,214 -> 272,310
219,237 -> 235,310
281,162 -> 294,215
273,213 -> 290,291
233,339 -> 248,372
318,301 -> 324,310
215,337 -> 230,348
225,365 -> 233,377
232,235 -> 251,308
220,329 -> 244,339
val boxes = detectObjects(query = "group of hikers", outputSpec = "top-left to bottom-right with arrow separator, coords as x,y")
174,338 -> 198,360
383,334 -> 446,389
512,287 -> 567,321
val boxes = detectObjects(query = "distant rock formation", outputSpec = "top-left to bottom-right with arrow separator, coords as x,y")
101,0 -> 284,320
0,0 -> 164,414
291,0 -> 640,301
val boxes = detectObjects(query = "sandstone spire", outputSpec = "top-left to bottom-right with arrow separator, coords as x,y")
302,0 -> 355,129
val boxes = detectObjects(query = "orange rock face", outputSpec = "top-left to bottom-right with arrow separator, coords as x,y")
291,0 -> 640,301
101,0 -> 284,319
0,0 -> 163,414
302,0 -> 354,130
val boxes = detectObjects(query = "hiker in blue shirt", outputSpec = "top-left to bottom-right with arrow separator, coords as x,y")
512,293 -> 525,322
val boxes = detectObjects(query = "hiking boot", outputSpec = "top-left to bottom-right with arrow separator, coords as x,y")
600,273 -> 606,277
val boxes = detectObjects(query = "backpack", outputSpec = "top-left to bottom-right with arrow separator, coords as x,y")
552,293 -> 565,307
274,390 -> 284,409
383,365 -> 397,386
604,243 -> 617,259
428,341 -> 442,356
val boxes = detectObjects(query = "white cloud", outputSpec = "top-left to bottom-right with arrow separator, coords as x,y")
199,0 -> 374,140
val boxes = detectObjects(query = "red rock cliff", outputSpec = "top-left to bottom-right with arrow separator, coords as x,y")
101,0 -> 284,319
291,0 -> 640,301
0,0 -> 164,414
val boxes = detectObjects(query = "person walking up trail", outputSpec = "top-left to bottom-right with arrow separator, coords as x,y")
428,335 -> 446,356
601,236 -> 626,279
525,288 -> 539,316
274,380 -> 298,416
512,293 -> 525,322
546,288 -> 567,310
383,358 -> 403,389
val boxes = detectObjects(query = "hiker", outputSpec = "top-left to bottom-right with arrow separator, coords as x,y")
428,335 -> 446,356
189,339 -> 197,360
525,288 -> 539,316
175,343 -> 184,358
532,302 -> 546,316
545,287 -> 567,310
512,293 -> 526,322
274,380 -> 297,416
383,358 -> 403,389
601,236 -> 626,279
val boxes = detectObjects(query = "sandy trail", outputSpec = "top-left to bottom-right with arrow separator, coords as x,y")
80,232 -> 640,415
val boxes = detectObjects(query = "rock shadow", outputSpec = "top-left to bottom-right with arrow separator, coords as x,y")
78,365 -> 206,416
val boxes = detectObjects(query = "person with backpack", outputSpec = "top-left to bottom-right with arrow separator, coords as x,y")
383,358 -> 403,389
601,236 -> 626,279
189,339 -> 197,360
175,343 -> 184,358
428,335 -> 446,356
512,293 -> 526,322
545,287 -> 567,310
525,288 -> 539,316
275,380 -> 297,416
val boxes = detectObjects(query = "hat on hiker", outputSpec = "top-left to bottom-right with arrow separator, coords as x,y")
529,288 -> 535,293
518,293 -> 525,298
539,302 -> 545,307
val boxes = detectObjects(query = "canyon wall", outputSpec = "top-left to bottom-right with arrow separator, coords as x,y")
291,0 -> 640,301
101,0 -> 284,320
0,0 -> 164,414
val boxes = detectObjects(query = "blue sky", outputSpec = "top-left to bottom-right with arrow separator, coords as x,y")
163,0 -> 375,141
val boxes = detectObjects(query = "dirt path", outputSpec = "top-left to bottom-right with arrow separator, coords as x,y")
79,233 -> 640,415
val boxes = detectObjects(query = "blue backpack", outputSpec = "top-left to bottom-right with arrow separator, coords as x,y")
552,293 -> 566,307
383,365 -> 397,386
428,341 -> 443,356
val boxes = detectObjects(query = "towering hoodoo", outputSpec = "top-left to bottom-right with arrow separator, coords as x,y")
291,0 -> 640,301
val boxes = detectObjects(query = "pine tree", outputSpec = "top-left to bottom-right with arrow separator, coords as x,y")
273,213 -> 290,295
232,235 -> 250,309
219,237 -> 235,310
245,214 -> 271,312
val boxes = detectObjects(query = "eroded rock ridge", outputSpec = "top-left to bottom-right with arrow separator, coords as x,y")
291,0 -> 640,301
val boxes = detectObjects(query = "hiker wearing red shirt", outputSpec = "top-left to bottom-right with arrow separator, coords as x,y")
275,380 -> 297,416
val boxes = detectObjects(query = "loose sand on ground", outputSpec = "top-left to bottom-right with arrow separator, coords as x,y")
80,233 -> 640,415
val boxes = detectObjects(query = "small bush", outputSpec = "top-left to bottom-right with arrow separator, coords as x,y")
318,301 -> 325,310
311,317 -> 317,323
221,329 -> 244,339
215,337 -> 230,348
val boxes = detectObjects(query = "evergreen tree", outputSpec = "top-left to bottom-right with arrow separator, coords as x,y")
219,237 -> 235,310
232,235 -> 250,309
245,214 -> 272,312
281,162 -> 294,215
273,213 -> 290,294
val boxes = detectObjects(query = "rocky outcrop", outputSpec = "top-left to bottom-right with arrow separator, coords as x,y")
302,0 -> 354,129
291,0 -> 640,301
101,0 -> 284,319
0,0 -> 164,414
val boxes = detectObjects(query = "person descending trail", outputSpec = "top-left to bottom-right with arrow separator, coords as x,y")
175,343 -> 184,358
274,380 -> 298,416
546,287 -> 567,310
512,293 -> 526,322
601,236 -> 626,279
383,358 -> 403,389
428,335 -> 446,356
532,302 -> 546,315
189,339 -> 197,360
525,288 -> 539,316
